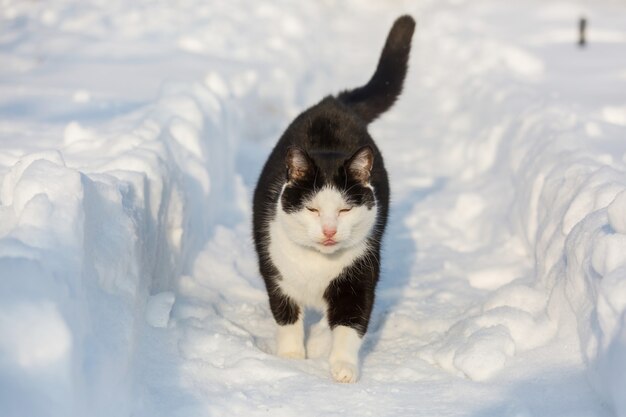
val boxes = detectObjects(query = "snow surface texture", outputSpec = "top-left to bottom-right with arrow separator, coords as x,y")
1,0 -> 626,416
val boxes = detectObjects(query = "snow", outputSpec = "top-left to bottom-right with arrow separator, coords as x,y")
1,0 -> 626,416
145,291 -> 176,329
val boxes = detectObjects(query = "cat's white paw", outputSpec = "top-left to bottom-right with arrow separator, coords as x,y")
330,360 -> 359,383
306,324 -> 331,358
277,336 -> 305,359
276,319 -> 305,359
277,347 -> 306,359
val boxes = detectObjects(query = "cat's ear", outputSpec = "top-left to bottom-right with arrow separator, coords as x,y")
346,146 -> 374,184
286,146 -> 314,181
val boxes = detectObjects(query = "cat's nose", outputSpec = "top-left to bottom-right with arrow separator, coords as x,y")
323,227 -> 337,238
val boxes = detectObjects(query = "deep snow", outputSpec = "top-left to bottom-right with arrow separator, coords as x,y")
1,0 -> 626,416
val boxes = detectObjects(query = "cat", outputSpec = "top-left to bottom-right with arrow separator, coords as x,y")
253,15 -> 415,383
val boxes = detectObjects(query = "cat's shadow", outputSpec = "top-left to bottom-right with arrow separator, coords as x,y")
360,178 -> 446,359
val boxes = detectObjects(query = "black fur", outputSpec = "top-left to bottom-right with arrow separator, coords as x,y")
338,15 -> 415,124
324,254 -> 378,336
253,16 -> 415,332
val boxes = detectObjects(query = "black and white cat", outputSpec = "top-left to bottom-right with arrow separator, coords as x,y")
253,15 -> 415,383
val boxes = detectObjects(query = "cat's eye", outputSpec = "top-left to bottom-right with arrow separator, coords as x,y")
306,207 -> 319,213
339,207 -> 352,214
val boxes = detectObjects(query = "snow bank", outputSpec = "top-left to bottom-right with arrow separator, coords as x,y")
516,118 -> 626,415
505,57 -> 626,417
0,81 -> 236,416
402,7 -> 626,409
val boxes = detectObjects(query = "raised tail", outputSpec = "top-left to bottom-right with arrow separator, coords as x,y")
337,15 -> 415,124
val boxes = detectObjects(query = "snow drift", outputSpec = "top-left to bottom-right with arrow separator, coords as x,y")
408,5 -> 626,413
0,81 -> 237,416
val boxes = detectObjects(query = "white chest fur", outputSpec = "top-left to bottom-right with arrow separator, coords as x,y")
268,219 -> 367,310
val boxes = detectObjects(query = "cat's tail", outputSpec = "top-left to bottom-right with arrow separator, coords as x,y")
337,15 -> 415,124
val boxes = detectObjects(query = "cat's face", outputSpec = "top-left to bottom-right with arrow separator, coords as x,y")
277,146 -> 377,254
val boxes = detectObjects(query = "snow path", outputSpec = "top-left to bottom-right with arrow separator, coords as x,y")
1,0 -> 626,416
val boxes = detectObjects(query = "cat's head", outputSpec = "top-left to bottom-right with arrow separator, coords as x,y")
276,146 -> 377,254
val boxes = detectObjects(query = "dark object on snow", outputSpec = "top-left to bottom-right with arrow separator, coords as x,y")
578,17 -> 587,47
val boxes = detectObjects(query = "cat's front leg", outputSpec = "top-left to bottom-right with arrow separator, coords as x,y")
276,314 -> 305,359
266,283 -> 305,359
324,266 -> 376,383
329,325 -> 363,383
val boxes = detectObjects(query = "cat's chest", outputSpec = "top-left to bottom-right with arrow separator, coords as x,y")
268,220 -> 365,309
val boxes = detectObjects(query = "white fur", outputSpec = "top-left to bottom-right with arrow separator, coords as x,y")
269,221 -> 367,309
268,186 -> 376,309
276,315 -> 305,359
329,325 -> 363,383
277,186 -> 376,255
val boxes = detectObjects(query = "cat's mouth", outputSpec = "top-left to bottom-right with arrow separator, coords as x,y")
321,238 -> 337,247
